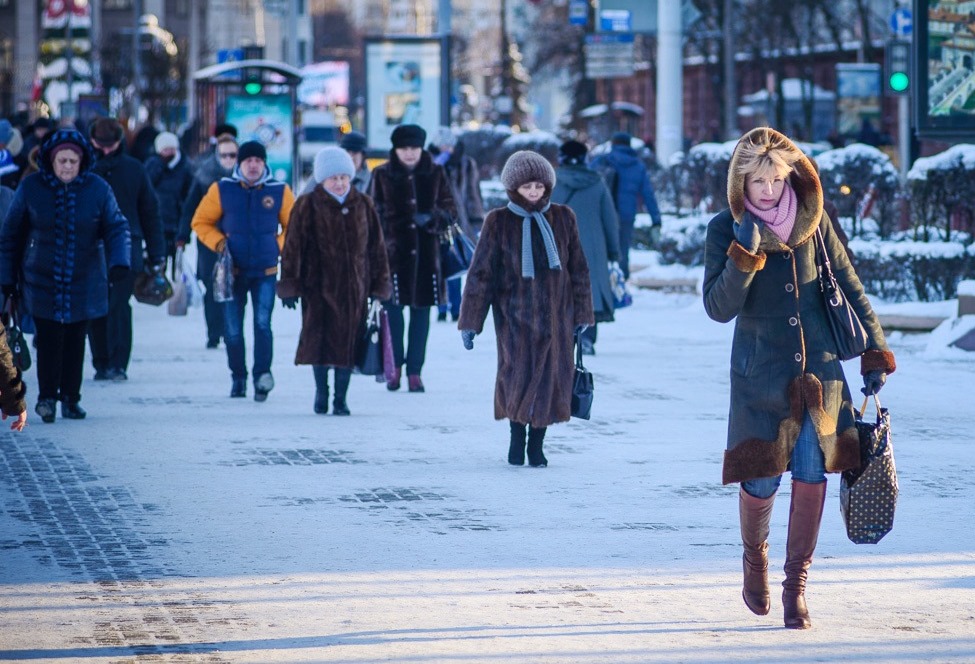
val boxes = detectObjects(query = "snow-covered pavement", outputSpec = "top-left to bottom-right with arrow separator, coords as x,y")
0,285 -> 973,663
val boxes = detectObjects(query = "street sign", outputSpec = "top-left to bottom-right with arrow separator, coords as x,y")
584,33 -> 635,79
599,9 -> 632,32
568,0 -> 587,26
890,8 -> 912,37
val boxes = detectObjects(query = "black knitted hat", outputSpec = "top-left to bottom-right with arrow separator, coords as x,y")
237,140 -> 267,163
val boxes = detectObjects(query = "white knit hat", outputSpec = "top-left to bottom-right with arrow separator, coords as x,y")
313,146 -> 355,183
154,131 -> 179,153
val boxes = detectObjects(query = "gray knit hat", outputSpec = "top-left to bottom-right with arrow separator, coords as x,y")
313,145 -> 356,183
500,150 -> 556,191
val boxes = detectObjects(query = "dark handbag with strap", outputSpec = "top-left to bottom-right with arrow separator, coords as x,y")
354,304 -> 384,376
440,222 -> 476,280
840,395 -> 898,544
571,330 -> 594,420
2,297 -> 31,372
814,227 -> 869,360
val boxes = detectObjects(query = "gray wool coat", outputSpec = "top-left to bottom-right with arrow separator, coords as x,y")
551,165 -> 620,322
703,127 -> 896,485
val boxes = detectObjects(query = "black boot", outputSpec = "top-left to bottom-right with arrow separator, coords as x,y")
230,378 -> 246,398
312,365 -> 329,414
508,421 -> 527,465
332,368 -> 351,416
61,400 -> 87,420
527,426 -> 548,467
35,399 -> 57,423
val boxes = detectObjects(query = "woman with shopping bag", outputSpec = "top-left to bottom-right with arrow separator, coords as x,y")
277,147 -> 390,415
702,127 -> 896,629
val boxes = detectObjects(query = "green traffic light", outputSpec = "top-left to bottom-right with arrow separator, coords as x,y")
889,72 -> 909,92
244,82 -> 262,95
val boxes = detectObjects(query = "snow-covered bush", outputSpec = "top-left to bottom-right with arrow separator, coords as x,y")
495,130 -> 561,172
459,125 -> 513,179
907,145 -> 975,244
678,141 -> 736,213
849,239 -> 975,302
815,144 -> 901,239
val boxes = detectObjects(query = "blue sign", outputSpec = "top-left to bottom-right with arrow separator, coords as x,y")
568,0 -> 587,26
600,9 -> 632,32
890,8 -> 912,37
218,48 -> 244,64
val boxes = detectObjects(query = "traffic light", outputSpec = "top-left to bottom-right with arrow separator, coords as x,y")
244,68 -> 262,95
886,40 -> 911,95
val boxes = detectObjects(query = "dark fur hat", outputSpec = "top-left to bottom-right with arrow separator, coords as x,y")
390,124 -> 426,149
500,150 -> 556,191
558,139 -> 588,165
340,130 -> 367,153
89,117 -> 124,145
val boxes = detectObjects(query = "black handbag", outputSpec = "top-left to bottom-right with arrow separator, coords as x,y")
133,267 -> 174,306
354,305 -> 384,376
840,395 -> 898,544
570,330 -> 594,420
814,227 -> 869,360
2,297 -> 31,372
440,223 -> 476,280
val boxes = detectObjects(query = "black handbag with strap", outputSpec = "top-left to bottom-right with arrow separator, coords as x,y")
570,330 -> 594,420
814,227 -> 869,361
2,297 -> 31,372
840,395 -> 898,544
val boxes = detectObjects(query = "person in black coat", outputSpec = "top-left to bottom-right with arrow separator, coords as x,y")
86,117 -> 165,381
0,129 -> 131,422
145,131 -> 194,277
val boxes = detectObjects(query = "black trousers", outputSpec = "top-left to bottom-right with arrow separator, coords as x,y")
34,317 -> 88,403
384,304 -> 430,375
87,268 -> 136,372
197,239 -> 222,345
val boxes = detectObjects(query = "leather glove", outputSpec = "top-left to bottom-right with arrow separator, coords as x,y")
648,225 -> 662,249
1,284 -> 17,298
108,266 -> 129,283
575,324 -> 589,336
862,370 -> 887,396
735,215 -> 762,253
461,329 -> 476,350
281,296 -> 298,310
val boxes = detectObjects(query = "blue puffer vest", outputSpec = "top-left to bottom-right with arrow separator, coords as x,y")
217,173 -> 287,278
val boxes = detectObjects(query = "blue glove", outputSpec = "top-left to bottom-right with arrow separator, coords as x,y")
281,296 -> 299,310
461,329 -> 475,350
735,216 -> 762,253
861,370 -> 886,396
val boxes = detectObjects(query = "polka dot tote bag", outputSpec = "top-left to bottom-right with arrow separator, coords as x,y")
840,395 -> 898,544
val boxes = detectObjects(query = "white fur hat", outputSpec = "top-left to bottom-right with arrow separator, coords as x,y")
154,131 -> 179,153
313,145 -> 356,183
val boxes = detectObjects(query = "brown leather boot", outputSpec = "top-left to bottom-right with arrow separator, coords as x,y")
782,479 -> 827,629
739,487 -> 776,615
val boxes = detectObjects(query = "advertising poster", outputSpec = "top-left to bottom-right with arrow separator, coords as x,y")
916,0 -> 975,138
835,63 -> 882,139
226,94 -> 294,185
297,61 -> 350,107
365,38 -> 445,149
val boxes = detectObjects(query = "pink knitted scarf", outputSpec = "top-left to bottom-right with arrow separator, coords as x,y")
744,182 -> 797,243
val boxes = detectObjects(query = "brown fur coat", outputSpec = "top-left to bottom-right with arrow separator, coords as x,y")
458,196 -> 594,427
277,186 -> 391,367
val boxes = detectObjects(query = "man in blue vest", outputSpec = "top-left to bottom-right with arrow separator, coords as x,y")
192,141 -> 294,401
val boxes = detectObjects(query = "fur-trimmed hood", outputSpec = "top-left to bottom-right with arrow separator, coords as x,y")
727,127 -> 823,251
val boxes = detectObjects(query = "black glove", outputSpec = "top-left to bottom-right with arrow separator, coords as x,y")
574,324 -> 589,336
1,284 -> 17,299
861,370 -> 887,396
281,296 -> 299,310
607,251 -> 620,262
413,212 -> 433,228
108,266 -> 129,283
461,329 -> 475,350
735,216 -> 762,253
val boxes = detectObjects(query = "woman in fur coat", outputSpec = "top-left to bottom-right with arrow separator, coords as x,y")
702,127 -> 896,629
277,147 -> 391,415
458,151 -> 594,468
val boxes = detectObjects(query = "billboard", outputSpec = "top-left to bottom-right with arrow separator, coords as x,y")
915,0 -> 975,138
836,63 -> 882,140
364,37 -> 447,150
297,61 -> 349,108
226,94 -> 295,185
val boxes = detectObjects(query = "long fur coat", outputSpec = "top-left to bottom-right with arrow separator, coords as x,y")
458,194 -> 594,428
368,151 -> 456,308
702,127 -> 896,485
277,186 -> 391,367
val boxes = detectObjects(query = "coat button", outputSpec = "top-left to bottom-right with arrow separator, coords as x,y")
789,317 -> 798,326
410,249 -> 417,255
341,207 -> 349,214
785,283 -> 794,292
794,353 -> 802,362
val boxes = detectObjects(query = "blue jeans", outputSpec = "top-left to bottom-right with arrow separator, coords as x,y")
223,274 -> 276,381
437,279 -> 462,320
742,414 -> 826,499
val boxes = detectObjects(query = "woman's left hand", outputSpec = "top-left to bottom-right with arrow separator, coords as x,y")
862,370 -> 887,396
3,410 -> 27,431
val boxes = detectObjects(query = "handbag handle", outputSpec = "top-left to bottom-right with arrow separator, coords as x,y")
859,394 -> 882,418
814,227 -> 842,305
574,330 -> 586,369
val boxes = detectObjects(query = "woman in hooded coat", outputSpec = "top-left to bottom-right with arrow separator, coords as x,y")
551,139 -> 620,355
703,127 -> 895,629
458,150 -> 593,468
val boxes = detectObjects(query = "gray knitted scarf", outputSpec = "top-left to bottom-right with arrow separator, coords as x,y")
506,201 -> 561,279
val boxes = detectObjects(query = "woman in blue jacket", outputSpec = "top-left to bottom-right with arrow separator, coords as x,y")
0,129 -> 131,423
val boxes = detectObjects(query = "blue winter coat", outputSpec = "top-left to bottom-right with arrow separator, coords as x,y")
0,130 -> 131,323
591,145 -> 661,226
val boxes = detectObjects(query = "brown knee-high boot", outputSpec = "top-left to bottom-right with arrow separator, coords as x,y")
739,487 -> 776,615
782,479 -> 827,629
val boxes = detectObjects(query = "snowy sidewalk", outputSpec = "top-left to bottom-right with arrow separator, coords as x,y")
0,289 -> 973,663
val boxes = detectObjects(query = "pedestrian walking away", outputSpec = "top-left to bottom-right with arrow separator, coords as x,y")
590,132 -> 661,278
551,139 -> 620,356
192,140 -> 294,401
702,126 -> 896,629
0,129 -> 131,423
368,123 -> 457,393
458,150 -> 593,468
278,146 -> 391,415
86,117 -> 166,382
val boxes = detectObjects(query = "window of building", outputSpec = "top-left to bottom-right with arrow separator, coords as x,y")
103,0 -> 133,9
